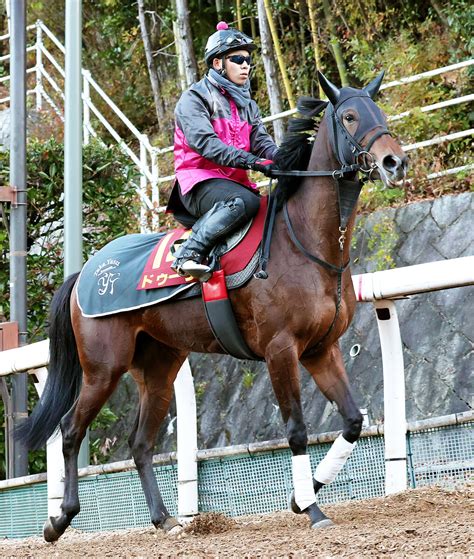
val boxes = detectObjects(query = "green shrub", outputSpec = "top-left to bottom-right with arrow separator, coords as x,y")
0,139 -> 140,477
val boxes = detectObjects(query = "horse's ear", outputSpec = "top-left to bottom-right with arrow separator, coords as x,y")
364,70 -> 385,99
317,71 -> 340,105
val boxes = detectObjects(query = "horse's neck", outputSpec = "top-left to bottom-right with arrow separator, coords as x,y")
287,121 -> 356,265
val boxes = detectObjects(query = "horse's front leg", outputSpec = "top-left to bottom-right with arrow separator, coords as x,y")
300,342 -> 363,508
266,336 -> 332,529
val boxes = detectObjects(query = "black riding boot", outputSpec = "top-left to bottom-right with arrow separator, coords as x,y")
172,197 -> 248,281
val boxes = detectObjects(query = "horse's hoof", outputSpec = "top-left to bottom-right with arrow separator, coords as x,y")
168,524 -> 185,537
288,490 -> 304,514
311,518 -> 334,529
162,516 -> 182,534
43,518 -> 62,542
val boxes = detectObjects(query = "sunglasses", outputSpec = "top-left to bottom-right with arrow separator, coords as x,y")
226,54 -> 252,66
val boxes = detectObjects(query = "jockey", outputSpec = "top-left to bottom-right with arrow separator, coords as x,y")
167,21 -> 279,282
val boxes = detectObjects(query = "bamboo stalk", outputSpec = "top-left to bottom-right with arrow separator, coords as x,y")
262,0 -> 296,109
236,0 -> 242,30
307,0 -> 324,98
321,0 -> 348,87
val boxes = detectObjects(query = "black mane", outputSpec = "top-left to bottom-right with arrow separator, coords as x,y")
274,97 -> 328,209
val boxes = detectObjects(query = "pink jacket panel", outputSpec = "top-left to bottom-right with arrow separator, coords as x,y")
173,76 -> 278,196
174,116 -> 255,195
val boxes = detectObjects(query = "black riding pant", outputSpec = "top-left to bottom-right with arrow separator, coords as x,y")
179,178 -> 261,220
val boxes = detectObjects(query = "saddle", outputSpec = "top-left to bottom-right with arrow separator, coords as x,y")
76,197 -> 267,319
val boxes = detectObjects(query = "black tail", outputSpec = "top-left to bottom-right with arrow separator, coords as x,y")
16,272 -> 82,449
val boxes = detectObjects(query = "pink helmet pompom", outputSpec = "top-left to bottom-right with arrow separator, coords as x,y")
216,21 -> 229,30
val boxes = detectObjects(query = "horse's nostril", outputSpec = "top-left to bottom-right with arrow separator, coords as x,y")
383,155 -> 398,171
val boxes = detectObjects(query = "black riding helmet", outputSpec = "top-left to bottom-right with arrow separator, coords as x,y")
204,21 -> 256,68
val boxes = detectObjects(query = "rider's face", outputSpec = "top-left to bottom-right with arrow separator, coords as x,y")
213,49 -> 251,85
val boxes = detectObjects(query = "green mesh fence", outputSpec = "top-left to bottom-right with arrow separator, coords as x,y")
0,422 -> 472,539
0,483 -> 47,538
408,423 -> 473,489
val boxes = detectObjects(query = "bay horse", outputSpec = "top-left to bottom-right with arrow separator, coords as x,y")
18,71 -> 407,541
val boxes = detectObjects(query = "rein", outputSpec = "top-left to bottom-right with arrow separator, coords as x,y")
269,164 -> 360,178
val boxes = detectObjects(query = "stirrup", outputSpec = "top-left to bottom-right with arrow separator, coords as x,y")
173,259 -> 212,282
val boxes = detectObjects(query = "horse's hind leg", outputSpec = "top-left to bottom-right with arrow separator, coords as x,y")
128,337 -> 186,533
43,363 -> 124,541
265,336 -> 331,529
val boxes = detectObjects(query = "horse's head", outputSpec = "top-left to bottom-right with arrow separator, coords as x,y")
318,71 -> 408,187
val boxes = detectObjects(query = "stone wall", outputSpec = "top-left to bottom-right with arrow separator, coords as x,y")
103,192 -> 473,460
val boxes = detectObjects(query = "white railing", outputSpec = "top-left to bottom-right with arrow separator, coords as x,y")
0,21 -> 472,225
1,255 -> 473,511
352,255 -> 474,493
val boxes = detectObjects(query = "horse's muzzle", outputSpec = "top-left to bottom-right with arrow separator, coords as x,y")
382,153 -> 408,184
375,153 -> 408,186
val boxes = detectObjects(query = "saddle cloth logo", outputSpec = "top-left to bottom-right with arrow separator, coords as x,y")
137,229 -> 196,290
94,258 -> 121,295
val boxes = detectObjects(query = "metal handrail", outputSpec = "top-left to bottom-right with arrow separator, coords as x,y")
381,59 -> 474,89
40,44 -> 65,78
389,94 -> 474,121
38,20 -> 65,54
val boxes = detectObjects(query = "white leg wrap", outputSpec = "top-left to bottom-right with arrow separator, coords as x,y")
292,455 -> 316,511
314,434 -> 356,485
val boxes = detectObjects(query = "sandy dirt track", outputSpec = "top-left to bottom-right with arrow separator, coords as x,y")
1,486 -> 472,558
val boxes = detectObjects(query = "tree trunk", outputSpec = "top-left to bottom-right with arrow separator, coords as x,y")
429,0 -> 450,28
307,0 -> 324,98
215,0 -> 224,20
262,0 -> 296,110
173,20 -> 187,92
257,0 -> 284,144
248,0 -> 257,38
297,1 -> 308,61
175,0 -> 198,87
137,0 -> 165,125
321,0 -> 348,87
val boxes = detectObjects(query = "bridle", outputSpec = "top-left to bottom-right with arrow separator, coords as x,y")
272,94 -> 391,181
255,94 -> 392,352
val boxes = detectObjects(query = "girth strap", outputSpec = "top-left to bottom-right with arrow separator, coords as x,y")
202,270 -> 262,361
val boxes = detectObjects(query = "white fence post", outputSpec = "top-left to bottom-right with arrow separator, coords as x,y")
151,148 -> 159,231
374,300 -> 407,494
35,20 -> 42,110
174,359 -> 198,518
139,135 -> 149,233
82,70 -> 91,146
33,366 -> 64,518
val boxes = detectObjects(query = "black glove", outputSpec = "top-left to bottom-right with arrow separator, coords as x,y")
249,158 -> 277,178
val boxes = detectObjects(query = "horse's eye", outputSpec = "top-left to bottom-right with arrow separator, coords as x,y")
344,114 -> 355,123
